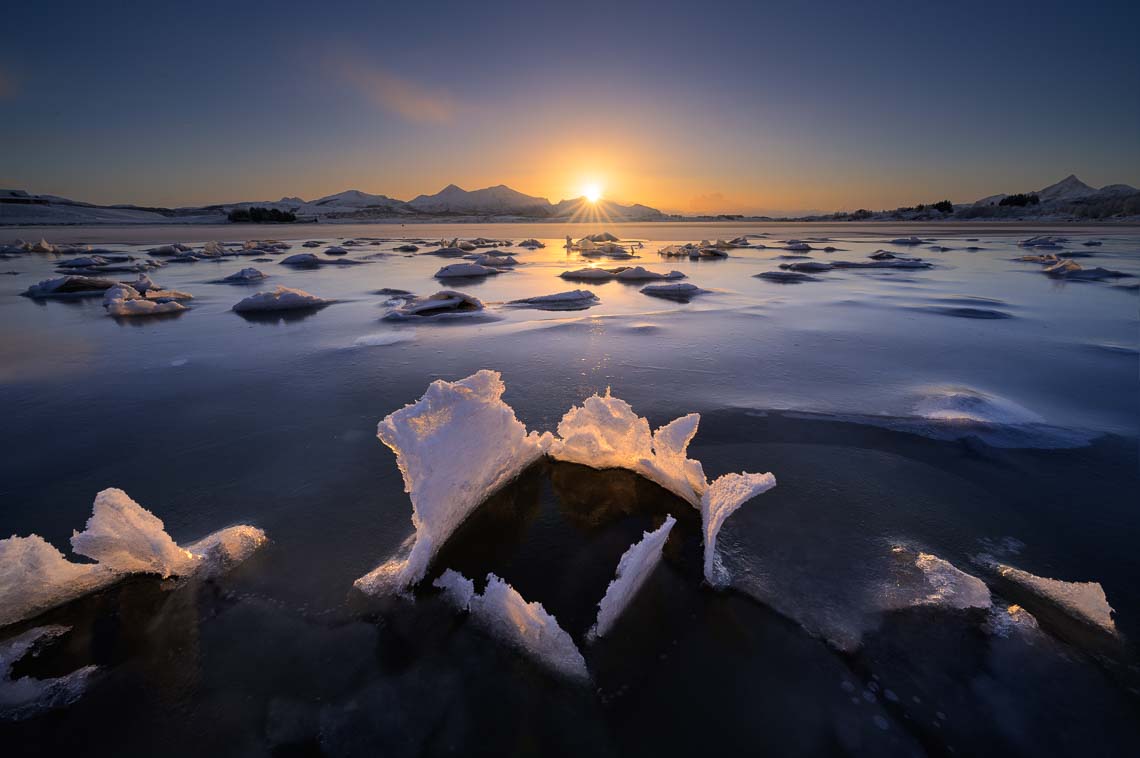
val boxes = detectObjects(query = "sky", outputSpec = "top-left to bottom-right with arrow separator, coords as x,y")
2,0 -> 1138,215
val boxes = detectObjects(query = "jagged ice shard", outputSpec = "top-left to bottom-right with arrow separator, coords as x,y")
0,488 -> 267,628
434,570 -> 588,681
590,515 -> 676,640
701,472 -> 778,585
0,626 -> 97,721
355,371 -> 552,594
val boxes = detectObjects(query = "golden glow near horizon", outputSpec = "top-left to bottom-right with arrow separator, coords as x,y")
583,183 -> 602,203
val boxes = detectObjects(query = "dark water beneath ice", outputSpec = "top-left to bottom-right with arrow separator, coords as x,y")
1,223 -> 1138,756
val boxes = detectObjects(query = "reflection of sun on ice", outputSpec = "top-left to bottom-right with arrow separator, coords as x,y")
583,184 -> 602,203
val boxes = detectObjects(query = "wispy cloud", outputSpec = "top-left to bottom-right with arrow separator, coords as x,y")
331,55 -> 458,124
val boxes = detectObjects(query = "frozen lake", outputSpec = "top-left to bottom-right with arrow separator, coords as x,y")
1,222 -> 1138,755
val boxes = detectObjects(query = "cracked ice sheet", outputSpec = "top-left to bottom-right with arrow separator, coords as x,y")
355,371 -> 551,595
0,626 -> 97,720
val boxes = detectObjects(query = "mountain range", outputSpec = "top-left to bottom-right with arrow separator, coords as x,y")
0,184 -> 666,225
1,175 -> 1137,225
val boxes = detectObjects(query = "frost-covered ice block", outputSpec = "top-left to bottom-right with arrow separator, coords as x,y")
994,563 -> 1116,634
1,488 -> 266,627
0,626 -> 97,720
355,371 -> 552,595
912,552 -> 991,609
443,572 -> 588,681
71,488 -> 200,577
233,285 -> 330,312
432,568 -> 475,610
589,515 -> 675,640
0,536 -> 115,628
549,391 -> 708,505
701,472 -> 777,585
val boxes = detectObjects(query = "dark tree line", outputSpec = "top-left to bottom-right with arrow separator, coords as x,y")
999,193 -> 1041,207
228,206 -> 296,223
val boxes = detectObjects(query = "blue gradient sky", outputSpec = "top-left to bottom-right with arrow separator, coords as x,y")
2,0 -> 1138,214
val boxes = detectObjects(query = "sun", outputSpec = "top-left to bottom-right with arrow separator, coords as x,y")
583,184 -> 602,203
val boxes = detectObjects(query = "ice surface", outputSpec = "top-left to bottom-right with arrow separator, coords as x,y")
232,286 -> 330,312
701,473 -> 778,585
0,536 -> 113,627
0,626 -> 97,720
70,488 -> 200,577
355,371 -> 551,594
442,572 -> 589,680
991,563 -> 1116,634
589,515 -> 675,640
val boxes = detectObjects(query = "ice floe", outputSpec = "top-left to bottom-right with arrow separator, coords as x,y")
21,275 -> 116,298
435,571 -> 588,680
233,286 -> 331,312
0,626 -> 97,721
889,236 -> 924,245
383,290 -> 485,321
589,516 -> 675,640
354,371 -> 552,594
517,238 -> 545,248
221,267 -> 267,283
756,271 -> 819,283
560,266 -> 685,282
434,263 -> 503,279
985,561 -> 1116,635
102,284 -> 188,317
508,290 -> 599,311
0,488 -> 266,628
639,282 -> 707,301
914,386 -> 1043,425
907,550 -> 992,610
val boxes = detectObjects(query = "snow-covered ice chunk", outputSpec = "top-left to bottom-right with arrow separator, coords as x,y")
280,253 -> 322,268
432,568 -> 475,610
233,286 -> 330,312
991,563 -> 1116,634
433,263 -> 502,279
0,626 -> 97,720
507,290 -> 599,310
383,290 -> 484,321
639,282 -> 707,301
457,573 -> 588,680
103,284 -> 188,317
184,525 -> 269,579
589,515 -> 675,640
890,236 -> 924,245
517,238 -> 545,248
355,371 -> 552,594
701,473 -> 777,585
21,275 -> 116,298
222,267 -> 267,283
560,267 -> 624,281
548,391 -> 708,505
0,536 -> 113,628
914,386 -> 1043,425
70,488 -> 200,577
614,266 -> 685,282
756,271 -> 818,283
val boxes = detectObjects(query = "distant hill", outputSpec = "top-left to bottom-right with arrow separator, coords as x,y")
972,174 -> 1134,208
